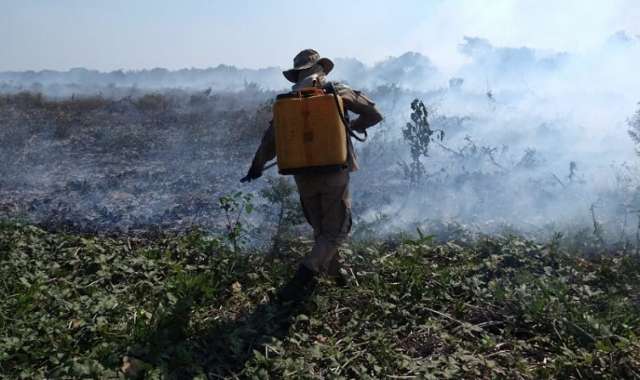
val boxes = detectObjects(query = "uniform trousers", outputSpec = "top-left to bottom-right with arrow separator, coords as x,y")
294,170 -> 351,274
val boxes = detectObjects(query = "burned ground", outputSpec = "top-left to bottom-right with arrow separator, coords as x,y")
0,90 -> 274,234
1,87 -> 640,251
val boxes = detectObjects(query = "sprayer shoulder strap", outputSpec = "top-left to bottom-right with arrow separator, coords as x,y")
327,82 -> 367,142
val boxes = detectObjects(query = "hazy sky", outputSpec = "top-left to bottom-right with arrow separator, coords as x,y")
2,0 -> 639,72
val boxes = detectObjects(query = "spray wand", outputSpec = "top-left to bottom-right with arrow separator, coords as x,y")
262,161 -> 277,171
240,161 -> 277,183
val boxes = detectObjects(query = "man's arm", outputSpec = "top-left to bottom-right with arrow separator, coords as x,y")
252,121 -> 276,169
339,87 -> 384,132
242,121 -> 276,182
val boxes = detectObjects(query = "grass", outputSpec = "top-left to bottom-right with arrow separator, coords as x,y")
0,221 -> 639,379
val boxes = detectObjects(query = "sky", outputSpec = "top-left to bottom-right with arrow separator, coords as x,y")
2,0 -> 640,73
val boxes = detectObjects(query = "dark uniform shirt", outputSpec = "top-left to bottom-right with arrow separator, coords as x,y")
250,82 -> 383,172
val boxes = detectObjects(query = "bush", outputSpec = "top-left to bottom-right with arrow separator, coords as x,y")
0,91 -> 45,109
260,177 -> 305,252
134,94 -> 169,113
53,95 -> 109,113
401,99 -> 444,185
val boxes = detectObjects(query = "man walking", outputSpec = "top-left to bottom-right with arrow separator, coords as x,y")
243,49 -> 383,300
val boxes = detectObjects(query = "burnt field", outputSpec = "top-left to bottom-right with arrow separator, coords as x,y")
1,86 -> 639,251
0,90 -> 276,234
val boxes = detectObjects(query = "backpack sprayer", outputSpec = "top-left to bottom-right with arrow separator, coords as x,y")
242,83 -> 365,182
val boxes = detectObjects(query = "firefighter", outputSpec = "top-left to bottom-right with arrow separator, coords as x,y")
243,49 -> 383,301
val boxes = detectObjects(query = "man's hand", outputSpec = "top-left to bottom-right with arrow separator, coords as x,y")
240,165 -> 262,183
348,120 -> 368,141
348,119 -> 367,133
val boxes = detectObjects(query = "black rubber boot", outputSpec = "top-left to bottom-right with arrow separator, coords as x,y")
277,265 -> 317,303
327,256 -> 348,287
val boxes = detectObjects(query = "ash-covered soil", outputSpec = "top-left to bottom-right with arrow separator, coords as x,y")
0,90 -> 274,233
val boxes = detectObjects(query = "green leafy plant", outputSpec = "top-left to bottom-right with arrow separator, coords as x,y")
260,177 -> 304,253
218,191 -> 254,251
0,222 -> 639,378
401,99 -> 444,185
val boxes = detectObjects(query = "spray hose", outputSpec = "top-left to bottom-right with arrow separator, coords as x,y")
329,82 -> 367,143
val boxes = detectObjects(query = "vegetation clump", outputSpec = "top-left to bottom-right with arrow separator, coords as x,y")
401,99 -> 444,185
1,222 -> 638,379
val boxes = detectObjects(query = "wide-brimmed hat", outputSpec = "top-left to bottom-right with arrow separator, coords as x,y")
283,49 -> 334,83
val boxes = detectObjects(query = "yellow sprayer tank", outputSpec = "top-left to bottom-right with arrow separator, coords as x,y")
273,88 -> 348,175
